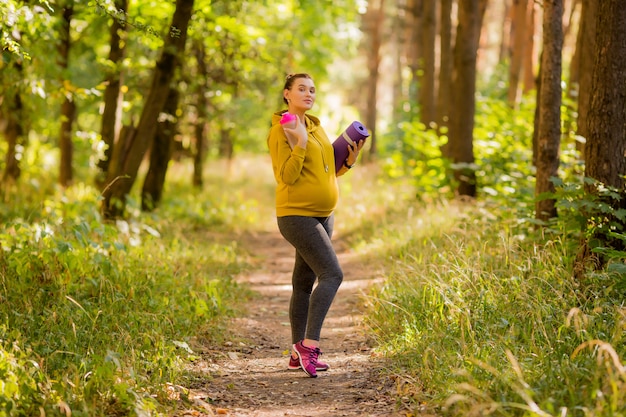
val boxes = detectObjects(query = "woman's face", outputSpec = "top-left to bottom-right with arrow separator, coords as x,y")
284,77 -> 316,113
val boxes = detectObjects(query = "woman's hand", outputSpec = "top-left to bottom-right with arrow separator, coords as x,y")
283,117 -> 308,149
345,139 -> 365,167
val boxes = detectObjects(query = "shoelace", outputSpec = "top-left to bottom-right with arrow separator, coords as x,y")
309,347 -> 321,365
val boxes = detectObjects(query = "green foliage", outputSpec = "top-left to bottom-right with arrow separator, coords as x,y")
473,95 -> 536,207
0,0 -> 43,60
179,0 -> 363,156
363,196 -> 626,416
379,95 -> 537,205
553,177 -> 626,267
0,165 -> 257,415
379,80 -> 585,218
1,0 -> 368,203
93,0 -> 167,39
380,120 -> 451,201
0,340 -> 50,416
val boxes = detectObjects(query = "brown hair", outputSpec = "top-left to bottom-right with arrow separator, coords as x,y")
283,73 -> 312,105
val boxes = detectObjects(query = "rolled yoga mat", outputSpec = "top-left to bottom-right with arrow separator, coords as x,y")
332,121 -> 370,173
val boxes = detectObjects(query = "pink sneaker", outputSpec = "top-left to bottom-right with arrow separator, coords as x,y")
292,341 -> 321,377
288,354 -> 329,371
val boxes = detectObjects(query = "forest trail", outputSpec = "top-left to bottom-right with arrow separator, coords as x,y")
180,227 -> 409,417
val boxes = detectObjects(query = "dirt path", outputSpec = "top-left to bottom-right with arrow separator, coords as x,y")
182,229 -> 408,417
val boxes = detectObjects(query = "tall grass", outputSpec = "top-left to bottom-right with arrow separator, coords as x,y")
361,198 -> 626,416
0,158 -> 270,416
359,84 -> 626,416
3,149 -> 625,416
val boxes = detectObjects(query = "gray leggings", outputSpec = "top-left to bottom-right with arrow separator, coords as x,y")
277,215 -> 344,343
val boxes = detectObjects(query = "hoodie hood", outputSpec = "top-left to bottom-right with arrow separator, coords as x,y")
272,111 -> 321,134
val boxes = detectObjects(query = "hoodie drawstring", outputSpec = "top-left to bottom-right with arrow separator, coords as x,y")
310,131 -> 329,173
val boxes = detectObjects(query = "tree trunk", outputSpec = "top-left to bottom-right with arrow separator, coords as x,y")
437,0 -> 453,143
522,0 -> 537,93
419,0 -> 436,126
532,51 -> 542,167
391,0 -> 408,126
406,0 -> 422,96
575,0 -> 597,158
218,127 -> 233,160
101,0 -> 195,219
107,124 -> 135,183
58,4 -> 75,187
192,39 -> 208,188
193,118 -> 206,188
141,87 -> 180,211
563,0 -> 581,40
585,0 -> 626,189
2,93 -> 23,185
1,59 -> 24,187
96,0 -> 128,188
449,0 -> 487,197
218,83 -> 237,160
569,3 -> 582,95
363,0 -> 385,160
535,0 -> 563,222
59,99 -> 76,187
576,0 -> 626,273
498,0 -> 512,65
507,0 -> 528,108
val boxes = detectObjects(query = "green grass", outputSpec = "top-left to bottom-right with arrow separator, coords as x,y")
2,153 -> 626,417
359,197 -> 626,416
0,158 -> 268,416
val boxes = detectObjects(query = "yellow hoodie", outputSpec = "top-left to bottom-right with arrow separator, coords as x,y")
267,111 -> 338,217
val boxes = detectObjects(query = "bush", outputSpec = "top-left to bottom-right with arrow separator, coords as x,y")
364,199 -> 626,416
0,175 -> 253,415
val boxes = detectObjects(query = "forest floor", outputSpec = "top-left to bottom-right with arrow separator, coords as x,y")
176,227 -> 413,417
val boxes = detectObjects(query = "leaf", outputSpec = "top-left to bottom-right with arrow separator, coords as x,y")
607,263 -> 626,275
483,187 -> 498,196
142,224 -> 161,238
172,340 -> 194,354
105,350 -> 122,370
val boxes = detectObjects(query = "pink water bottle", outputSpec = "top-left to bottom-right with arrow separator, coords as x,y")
280,112 -> 298,149
280,112 -> 297,129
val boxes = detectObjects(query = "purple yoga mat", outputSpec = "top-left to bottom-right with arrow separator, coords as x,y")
332,121 -> 370,173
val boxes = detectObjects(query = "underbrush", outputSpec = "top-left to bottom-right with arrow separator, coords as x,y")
3,147 -> 625,416
0,159 -> 266,416
362,199 -> 626,417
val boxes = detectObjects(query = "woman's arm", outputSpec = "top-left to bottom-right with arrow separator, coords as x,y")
269,127 -> 307,185
336,140 -> 365,177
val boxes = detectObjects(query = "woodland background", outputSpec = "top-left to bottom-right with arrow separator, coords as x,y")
2,0 -> 626,416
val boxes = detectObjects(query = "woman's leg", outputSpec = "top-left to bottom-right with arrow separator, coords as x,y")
278,215 -> 344,343
289,250 -> 316,344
